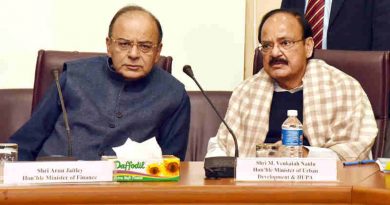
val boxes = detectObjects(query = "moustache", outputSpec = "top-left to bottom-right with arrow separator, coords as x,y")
269,58 -> 288,66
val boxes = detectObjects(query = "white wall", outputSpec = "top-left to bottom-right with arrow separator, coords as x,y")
0,0 -> 245,91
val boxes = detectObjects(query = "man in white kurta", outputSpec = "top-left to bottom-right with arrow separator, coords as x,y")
206,9 -> 377,161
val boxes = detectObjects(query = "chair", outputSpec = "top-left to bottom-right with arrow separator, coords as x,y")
253,49 -> 390,159
0,89 -> 32,142
185,91 -> 232,161
32,49 -> 173,112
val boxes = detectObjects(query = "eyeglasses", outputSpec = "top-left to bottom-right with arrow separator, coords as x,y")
259,39 -> 304,54
110,38 -> 159,53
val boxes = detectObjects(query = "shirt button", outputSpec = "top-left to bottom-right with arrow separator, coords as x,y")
116,112 -> 123,118
108,123 -> 115,128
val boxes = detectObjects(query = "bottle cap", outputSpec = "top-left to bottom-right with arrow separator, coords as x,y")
287,110 -> 298,117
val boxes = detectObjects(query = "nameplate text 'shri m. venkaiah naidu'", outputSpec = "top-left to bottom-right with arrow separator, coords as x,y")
236,158 -> 337,181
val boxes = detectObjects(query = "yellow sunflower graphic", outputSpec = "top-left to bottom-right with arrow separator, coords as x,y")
146,163 -> 161,176
163,158 -> 180,177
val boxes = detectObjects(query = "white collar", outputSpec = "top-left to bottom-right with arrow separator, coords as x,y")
273,81 -> 303,93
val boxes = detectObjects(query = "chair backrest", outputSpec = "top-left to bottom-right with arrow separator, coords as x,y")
0,89 -> 32,142
32,49 -> 173,113
253,49 -> 390,159
185,91 -> 232,161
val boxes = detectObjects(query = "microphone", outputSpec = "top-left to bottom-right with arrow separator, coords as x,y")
183,65 -> 238,178
36,68 -> 75,161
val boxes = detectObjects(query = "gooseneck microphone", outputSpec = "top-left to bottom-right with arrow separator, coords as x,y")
183,65 -> 238,178
37,68 -> 75,161
52,68 -> 73,158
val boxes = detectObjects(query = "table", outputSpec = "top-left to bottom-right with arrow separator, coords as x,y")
352,170 -> 390,204
0,161 -> 388,204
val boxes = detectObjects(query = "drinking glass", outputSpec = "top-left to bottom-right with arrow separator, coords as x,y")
0,143 -> 18,181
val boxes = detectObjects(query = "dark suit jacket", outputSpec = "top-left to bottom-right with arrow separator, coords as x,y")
281,0 -> 390,51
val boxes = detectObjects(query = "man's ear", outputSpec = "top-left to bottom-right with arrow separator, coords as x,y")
106,37 -> 112,57
305,37 -> 314,58
154,43 -> 163,64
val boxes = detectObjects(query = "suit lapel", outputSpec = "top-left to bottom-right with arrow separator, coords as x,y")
329,0 -> 344,27
296,0 -> 306,15
281,0 -> 306,15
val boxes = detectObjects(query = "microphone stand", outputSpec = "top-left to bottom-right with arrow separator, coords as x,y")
36,68 -> 75,161
183,65 -> 238,178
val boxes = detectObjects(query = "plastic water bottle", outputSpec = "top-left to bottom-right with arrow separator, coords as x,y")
281,110 -> 303,157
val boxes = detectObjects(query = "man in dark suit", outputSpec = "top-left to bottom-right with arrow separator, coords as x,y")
281,0 -> 390,50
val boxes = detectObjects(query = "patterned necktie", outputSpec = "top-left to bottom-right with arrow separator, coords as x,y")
305,0 -> 325,49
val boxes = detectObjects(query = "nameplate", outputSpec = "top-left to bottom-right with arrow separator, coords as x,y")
236,158 -> 337,181
3,161 -> 114,184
